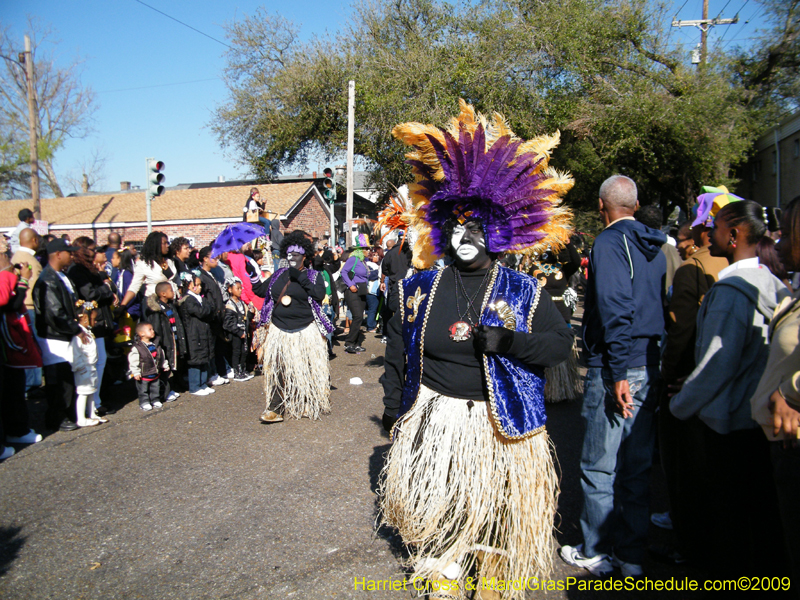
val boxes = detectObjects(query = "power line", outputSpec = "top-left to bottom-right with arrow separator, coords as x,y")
132,0 -> 232,49
674,0 -> 690,17
98,77 -> 221,94
717,0 -> 750,48
715,0 -> 734,20
721,1 -> 762,51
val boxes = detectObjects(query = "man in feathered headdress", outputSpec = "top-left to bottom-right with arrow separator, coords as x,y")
379,100 -> 574,599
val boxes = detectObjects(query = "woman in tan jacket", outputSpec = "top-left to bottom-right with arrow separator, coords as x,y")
751,195 -> 800,591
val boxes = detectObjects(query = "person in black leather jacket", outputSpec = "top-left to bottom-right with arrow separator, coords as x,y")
67,237 -> 118,417
33,239 -> 88,431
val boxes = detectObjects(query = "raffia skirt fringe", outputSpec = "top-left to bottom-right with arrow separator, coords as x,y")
544,337 -> 582,403
261,323 -> 330,420
378,385 -> 559,599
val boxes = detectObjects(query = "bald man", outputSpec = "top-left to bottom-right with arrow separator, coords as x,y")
106,232 -> 123,280
560,175 -> 667,578
11,227 -> 44,392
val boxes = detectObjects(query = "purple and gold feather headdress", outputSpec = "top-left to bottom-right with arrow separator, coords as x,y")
392,99 -> 574,269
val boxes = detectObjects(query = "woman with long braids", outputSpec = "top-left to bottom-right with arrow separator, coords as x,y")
379,101 -> 574,599
670,200 -> 790,578
255,231 -> 333,423
119,231 -> 177,312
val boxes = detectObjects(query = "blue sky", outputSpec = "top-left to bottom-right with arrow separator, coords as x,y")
2,1 -> 767,197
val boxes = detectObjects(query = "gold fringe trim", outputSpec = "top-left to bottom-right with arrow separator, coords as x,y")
261,323 -> 330,420
379,386 -> 559,600
544,337 -> 583,403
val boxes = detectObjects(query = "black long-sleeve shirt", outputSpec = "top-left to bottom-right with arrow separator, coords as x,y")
266,268 -> 326,331
382,266 -> 573,412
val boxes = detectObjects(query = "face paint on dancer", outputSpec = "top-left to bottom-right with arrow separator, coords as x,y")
286,245 -> 306,269
450,220 -> 491,271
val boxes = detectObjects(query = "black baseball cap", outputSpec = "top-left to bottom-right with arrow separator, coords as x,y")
46,239 -> 74,254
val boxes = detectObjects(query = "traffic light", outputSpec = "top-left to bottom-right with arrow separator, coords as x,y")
322,167 -> 336,202
146,158 -> 165,200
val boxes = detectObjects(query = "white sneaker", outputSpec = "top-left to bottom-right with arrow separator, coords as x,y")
166,391 -> 180,402
208,375 -> 228,386
559,544 -> 614,577
191,388 -> 211,396
205,386 -> 215,394
141,403 -> 153,411
6,430 -> 42,444
611,554 -> 643,578
152,401 -> 163,408
650,511 -> 673,530
226,369 -> 235,379
0,446 -> 14,460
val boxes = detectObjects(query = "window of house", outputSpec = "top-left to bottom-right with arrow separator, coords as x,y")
772,151 -> 777,174
794,138 -> 799,158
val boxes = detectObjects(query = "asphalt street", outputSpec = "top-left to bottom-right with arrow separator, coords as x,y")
0,317 -> 702,599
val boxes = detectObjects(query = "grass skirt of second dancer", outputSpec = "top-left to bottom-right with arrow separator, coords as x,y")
379,385 -> 559,599
261,322 -> 330,420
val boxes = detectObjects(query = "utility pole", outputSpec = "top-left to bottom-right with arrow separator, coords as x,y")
346,80 -> 355,247
23,35 -> 40,218
672,1 -> 738,66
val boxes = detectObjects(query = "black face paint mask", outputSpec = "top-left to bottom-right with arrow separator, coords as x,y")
287,251 -> 305,269
449,220 -> 491,271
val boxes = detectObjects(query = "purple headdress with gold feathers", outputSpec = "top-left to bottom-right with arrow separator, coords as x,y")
392,100 -> 573,268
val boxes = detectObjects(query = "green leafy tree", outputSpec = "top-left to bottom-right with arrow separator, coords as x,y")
212,0 -> 791,221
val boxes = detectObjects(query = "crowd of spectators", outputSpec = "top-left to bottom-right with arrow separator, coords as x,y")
2,184 -> 797,588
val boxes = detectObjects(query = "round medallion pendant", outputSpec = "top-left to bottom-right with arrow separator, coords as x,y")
449,321 -> 472,342
281,296 -> 292,306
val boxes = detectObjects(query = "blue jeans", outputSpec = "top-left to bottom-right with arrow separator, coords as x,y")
365,294 -> 380,330
272,251 -> 281,273
579,366 -> 659,564
188,364 -> 209,393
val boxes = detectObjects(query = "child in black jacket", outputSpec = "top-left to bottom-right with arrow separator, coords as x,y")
223,277 -> 253,382
178,272 -> 216,396
144,281 -> 187,402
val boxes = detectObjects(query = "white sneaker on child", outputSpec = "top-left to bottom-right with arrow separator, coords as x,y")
152,401 -> 163,408
141,403 -> 153,411
166,391 -> 180,402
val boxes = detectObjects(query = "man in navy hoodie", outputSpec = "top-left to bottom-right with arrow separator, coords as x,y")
560,175 -> 666,578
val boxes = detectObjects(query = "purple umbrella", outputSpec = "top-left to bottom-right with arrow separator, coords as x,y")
210,223 -> 265,257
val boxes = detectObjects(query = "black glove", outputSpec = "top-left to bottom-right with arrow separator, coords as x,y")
382,412 -> 398,433
472,324 -> 515,355
288,266 -> 302,281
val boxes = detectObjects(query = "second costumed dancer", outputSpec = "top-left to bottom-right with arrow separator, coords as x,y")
256,231 -> 334,423
379,100 -> 575,599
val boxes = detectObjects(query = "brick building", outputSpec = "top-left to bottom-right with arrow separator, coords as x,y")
0,179 -> 340,248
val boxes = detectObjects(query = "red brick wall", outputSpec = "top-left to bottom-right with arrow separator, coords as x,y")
283,195 -> 330,242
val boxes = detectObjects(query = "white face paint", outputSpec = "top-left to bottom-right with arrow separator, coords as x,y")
288,259 -> 298,267
450,224 -> 479,260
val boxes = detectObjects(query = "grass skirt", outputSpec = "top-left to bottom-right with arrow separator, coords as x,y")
544,337 -> 582,403
261,323 -> 330,420
379,385 -> 559,599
